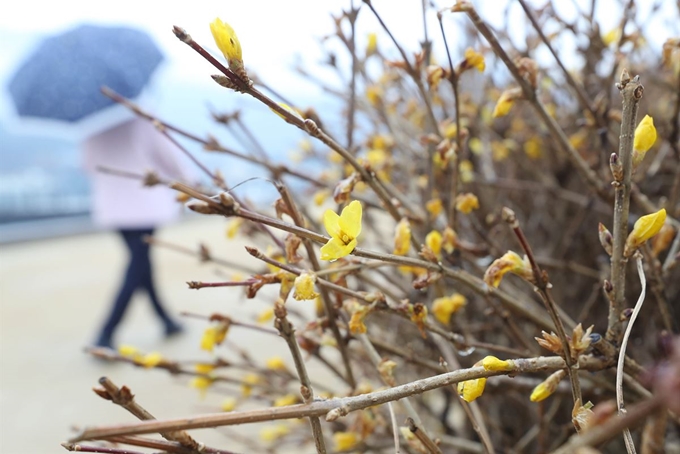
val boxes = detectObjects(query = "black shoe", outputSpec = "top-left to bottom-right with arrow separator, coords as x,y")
164,322 -> 184,338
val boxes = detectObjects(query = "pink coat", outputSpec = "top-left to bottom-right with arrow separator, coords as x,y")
82,118 -> 193,229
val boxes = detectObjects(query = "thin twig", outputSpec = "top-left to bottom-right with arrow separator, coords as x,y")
407,417 -> 443,454
502,207 -> 581,404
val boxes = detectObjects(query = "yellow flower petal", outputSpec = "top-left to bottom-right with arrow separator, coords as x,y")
266,356 -> 287,371
137,352 -> 163,368
457,377 -> 486,402
118,345 -> 140,358
530,382 -> 552,402
633,115 -> 657,167
393,218 -> 412,256
483,251 -> 533,288
338,201 -> 362,239
482,355 -> 513,371
221,397 -> 237,412
431,293 -> 467,324
366,33 -> 378,56
323,209 -> 342,239
260,424 -> 290,442
210,18 -> 242,64
334,431 -> 360,451
293,273 -> 320,301
226,219 -> 242,239
493,88 -> 521,118
200,323 -> 229,352
625,209 -> 667,256
455,193 -> 479,214
241,373 -> 262,397
320,201 -> 362,261
426,230 -> 443,256
464,47 -> 485,72
426,198 -> 443,217
195,363 -> 215,374
273,393 -> 298,407
256,307 -> 274,324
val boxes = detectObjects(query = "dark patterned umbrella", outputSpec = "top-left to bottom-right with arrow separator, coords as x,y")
8,24 -> 163,123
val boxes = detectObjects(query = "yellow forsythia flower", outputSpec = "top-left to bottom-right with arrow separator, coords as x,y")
273,393 -> 298,407
320,200 -> 362,261
457,377 -> 487,402
195,363 -> 215,374
426,230 -> 443,256
190,376 -> 213,397
442,227 -> 457,254
432,293 -> 467,324
393,218 -> 411,255
483,251 -> 533,288
348,301 -> 370,334
366,85 -> 383,106
260,424 -> 290,442
210,18 -> 243,65
464,48 -> 485,72
482,355 -> 513,371
632,115 -> 657,168
624,209 -> 667,256
427,65 -> 446,88
313,189 -> 331,206
221,397 -> 237,412
293,273 -> 319,301
334,431 -> 360,451
523,136 -> 543,160
426,198 -> 443,217
602,28 -> 621,46
266,356 -> 287,371
366,32 -> 378,56
241,373 -> 262,397
118,345 -> 140,358
200,323 -> 229,352
459,160 -> 475,183
226,218 -> 242,239
138,352 -> 163,368
493,88 -> 521,118
256,307 -> 274,324
455,193 -> 479,214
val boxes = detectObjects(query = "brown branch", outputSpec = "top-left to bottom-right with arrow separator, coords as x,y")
71,356 -> 608,442
607,70 -> 644,344
275,182 -> 356,388
93,377 -> 202,452
502,207 -> 581,404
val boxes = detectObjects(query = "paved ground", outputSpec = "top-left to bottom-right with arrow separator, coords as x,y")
0,217 -> 326,453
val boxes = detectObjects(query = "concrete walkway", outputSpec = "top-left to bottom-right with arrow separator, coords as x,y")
0,217 -> 311,453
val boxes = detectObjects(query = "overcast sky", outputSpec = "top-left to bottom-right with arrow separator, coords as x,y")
0,0 -> 677,140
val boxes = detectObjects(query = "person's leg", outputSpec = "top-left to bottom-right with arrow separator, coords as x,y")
138,229 -> 183,335
95,229 -> 144,347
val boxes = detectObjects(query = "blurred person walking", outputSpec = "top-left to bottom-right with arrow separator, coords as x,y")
83,118 -> 190,349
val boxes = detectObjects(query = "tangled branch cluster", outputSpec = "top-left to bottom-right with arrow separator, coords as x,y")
68,1 -> 680,453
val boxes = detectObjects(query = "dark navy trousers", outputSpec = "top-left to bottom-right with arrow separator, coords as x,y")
97,228 -> 172,345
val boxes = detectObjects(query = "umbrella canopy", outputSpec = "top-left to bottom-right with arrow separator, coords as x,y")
8,24 -> 163,123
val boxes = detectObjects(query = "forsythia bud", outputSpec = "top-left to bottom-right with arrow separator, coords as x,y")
624,209 -> 667,257
530,369 -> 567,402
632,115 -> 657,169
